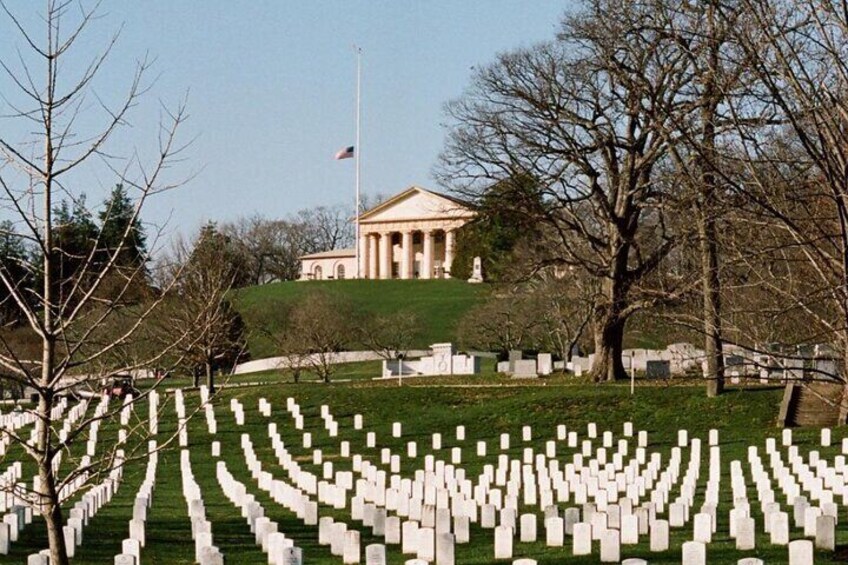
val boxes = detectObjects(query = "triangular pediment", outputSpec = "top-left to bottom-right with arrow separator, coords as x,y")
359,186 -> 475,223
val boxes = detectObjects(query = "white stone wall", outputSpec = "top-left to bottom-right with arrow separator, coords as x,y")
234,350 -> 430,375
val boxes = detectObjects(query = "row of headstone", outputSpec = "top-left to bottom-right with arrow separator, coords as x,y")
265,402 -> 655,561
230,398 -> 246,426
496,352 -> 554,378
174,399 -> 225,564
114,441 -> 159,564
178,444 -> 223,565
58,447 -> 125,560
217,459 -> 302,564
31,399 -> 91,514
239,415 -> 395,565
206,402 -> 218,435
0,398 -> 50,456
148,390 -> 159,436
0,462 -> 24,521
254,395 -> 846,564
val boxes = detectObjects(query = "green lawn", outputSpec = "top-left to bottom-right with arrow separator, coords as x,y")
234,279 -> 490,358
5,374 -> 845,564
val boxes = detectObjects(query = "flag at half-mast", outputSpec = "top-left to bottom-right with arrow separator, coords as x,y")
334,145 -> 354,160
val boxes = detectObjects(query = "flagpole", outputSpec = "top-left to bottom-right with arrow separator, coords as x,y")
354,45 -> 362,279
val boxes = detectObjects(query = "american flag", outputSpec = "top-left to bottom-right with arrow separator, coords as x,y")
334,145 -> 354,160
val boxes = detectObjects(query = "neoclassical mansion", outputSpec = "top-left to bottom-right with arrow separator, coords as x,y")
300,186 -> 476,280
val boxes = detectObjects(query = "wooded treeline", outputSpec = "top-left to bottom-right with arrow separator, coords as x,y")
439,0 -> 848,391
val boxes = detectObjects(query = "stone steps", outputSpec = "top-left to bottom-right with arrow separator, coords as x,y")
783,381 -> 845,427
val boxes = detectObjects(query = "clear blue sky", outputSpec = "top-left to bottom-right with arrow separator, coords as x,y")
0,1 -> 573,238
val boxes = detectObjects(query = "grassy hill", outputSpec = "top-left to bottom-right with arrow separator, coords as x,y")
234,279 -> 490,359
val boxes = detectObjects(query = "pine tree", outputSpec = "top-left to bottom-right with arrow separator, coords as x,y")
0,221 -> 31,325
51,197 -> 98,312
98,184 -> 147,270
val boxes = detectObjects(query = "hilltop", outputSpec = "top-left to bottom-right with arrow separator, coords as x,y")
234,279 -> 491,358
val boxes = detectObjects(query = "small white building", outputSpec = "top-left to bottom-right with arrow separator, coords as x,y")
299,249 -> 356,281
300,185 -> 476,280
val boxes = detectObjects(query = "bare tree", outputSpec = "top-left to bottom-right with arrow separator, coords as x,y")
531,273 -> 595,362
155,224 -> 248,393
713,0 -> 848,382
0,3 -> 195,561
439,0 -> 694,381
221,203 -> 370,286
281,290 -> 354,382
457,288 -> 541,356
296,204 -> 355,253
221,215 -> 305,284
358,311 -> 420,361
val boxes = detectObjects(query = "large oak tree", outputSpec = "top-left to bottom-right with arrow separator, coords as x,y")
439,0 -> 694,381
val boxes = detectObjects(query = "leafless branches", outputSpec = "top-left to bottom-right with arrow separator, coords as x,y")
0,2 -> 201,561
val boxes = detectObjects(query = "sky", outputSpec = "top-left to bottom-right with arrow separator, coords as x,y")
0,1 -> 573,240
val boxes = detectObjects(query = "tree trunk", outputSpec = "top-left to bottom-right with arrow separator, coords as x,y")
37,393 -> 69,564
701,213 -> 725,397
590,240 -> 630,382
41,466 -> 68,565
700,0 -> 725,398
206,361 -> 215,394
591,304 -> 627,382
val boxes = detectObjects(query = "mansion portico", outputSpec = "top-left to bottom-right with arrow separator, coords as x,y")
300,186 -> 476,281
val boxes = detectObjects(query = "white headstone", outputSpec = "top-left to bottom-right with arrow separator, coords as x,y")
788,539 -> 813,565
649,519 -> 669,552
494,525 -> 513,559
436,532 -> 454,565
770,512 -> 789,546
621,513 -> 639,545
343,530 -> 360,564
468,256 -> 484,283
736,517 -> 755,551
572,522 -> 592,556
545,517 -> 564,547
519,513 -> 536,542
682,540 -> 706,565
816,515 -> 836,551
417,527 -> 435,562
599,528 -> 620,563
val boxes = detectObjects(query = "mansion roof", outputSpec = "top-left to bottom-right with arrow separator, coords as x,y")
358,186 -> 475,224
300,248 -> 355,260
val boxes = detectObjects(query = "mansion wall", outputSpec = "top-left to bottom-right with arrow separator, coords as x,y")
300,251 -> 356,281
359,225 -> 459,280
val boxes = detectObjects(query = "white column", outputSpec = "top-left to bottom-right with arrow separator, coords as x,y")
358,233 -> 368,279
368,234 -> 378,279
401,231 -> 413,280
380,232 -> 392,280
444,229 -> 456,279
422,230 -> 433,280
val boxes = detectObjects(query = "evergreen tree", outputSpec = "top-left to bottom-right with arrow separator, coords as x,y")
51,196 -> 98,312
0,221 -> 32,325
162,222 -> 249,391
451,174 -> 544,281
98,184 -> 147,269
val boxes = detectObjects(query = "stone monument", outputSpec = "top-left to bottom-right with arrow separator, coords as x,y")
468,256 -> 484,283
